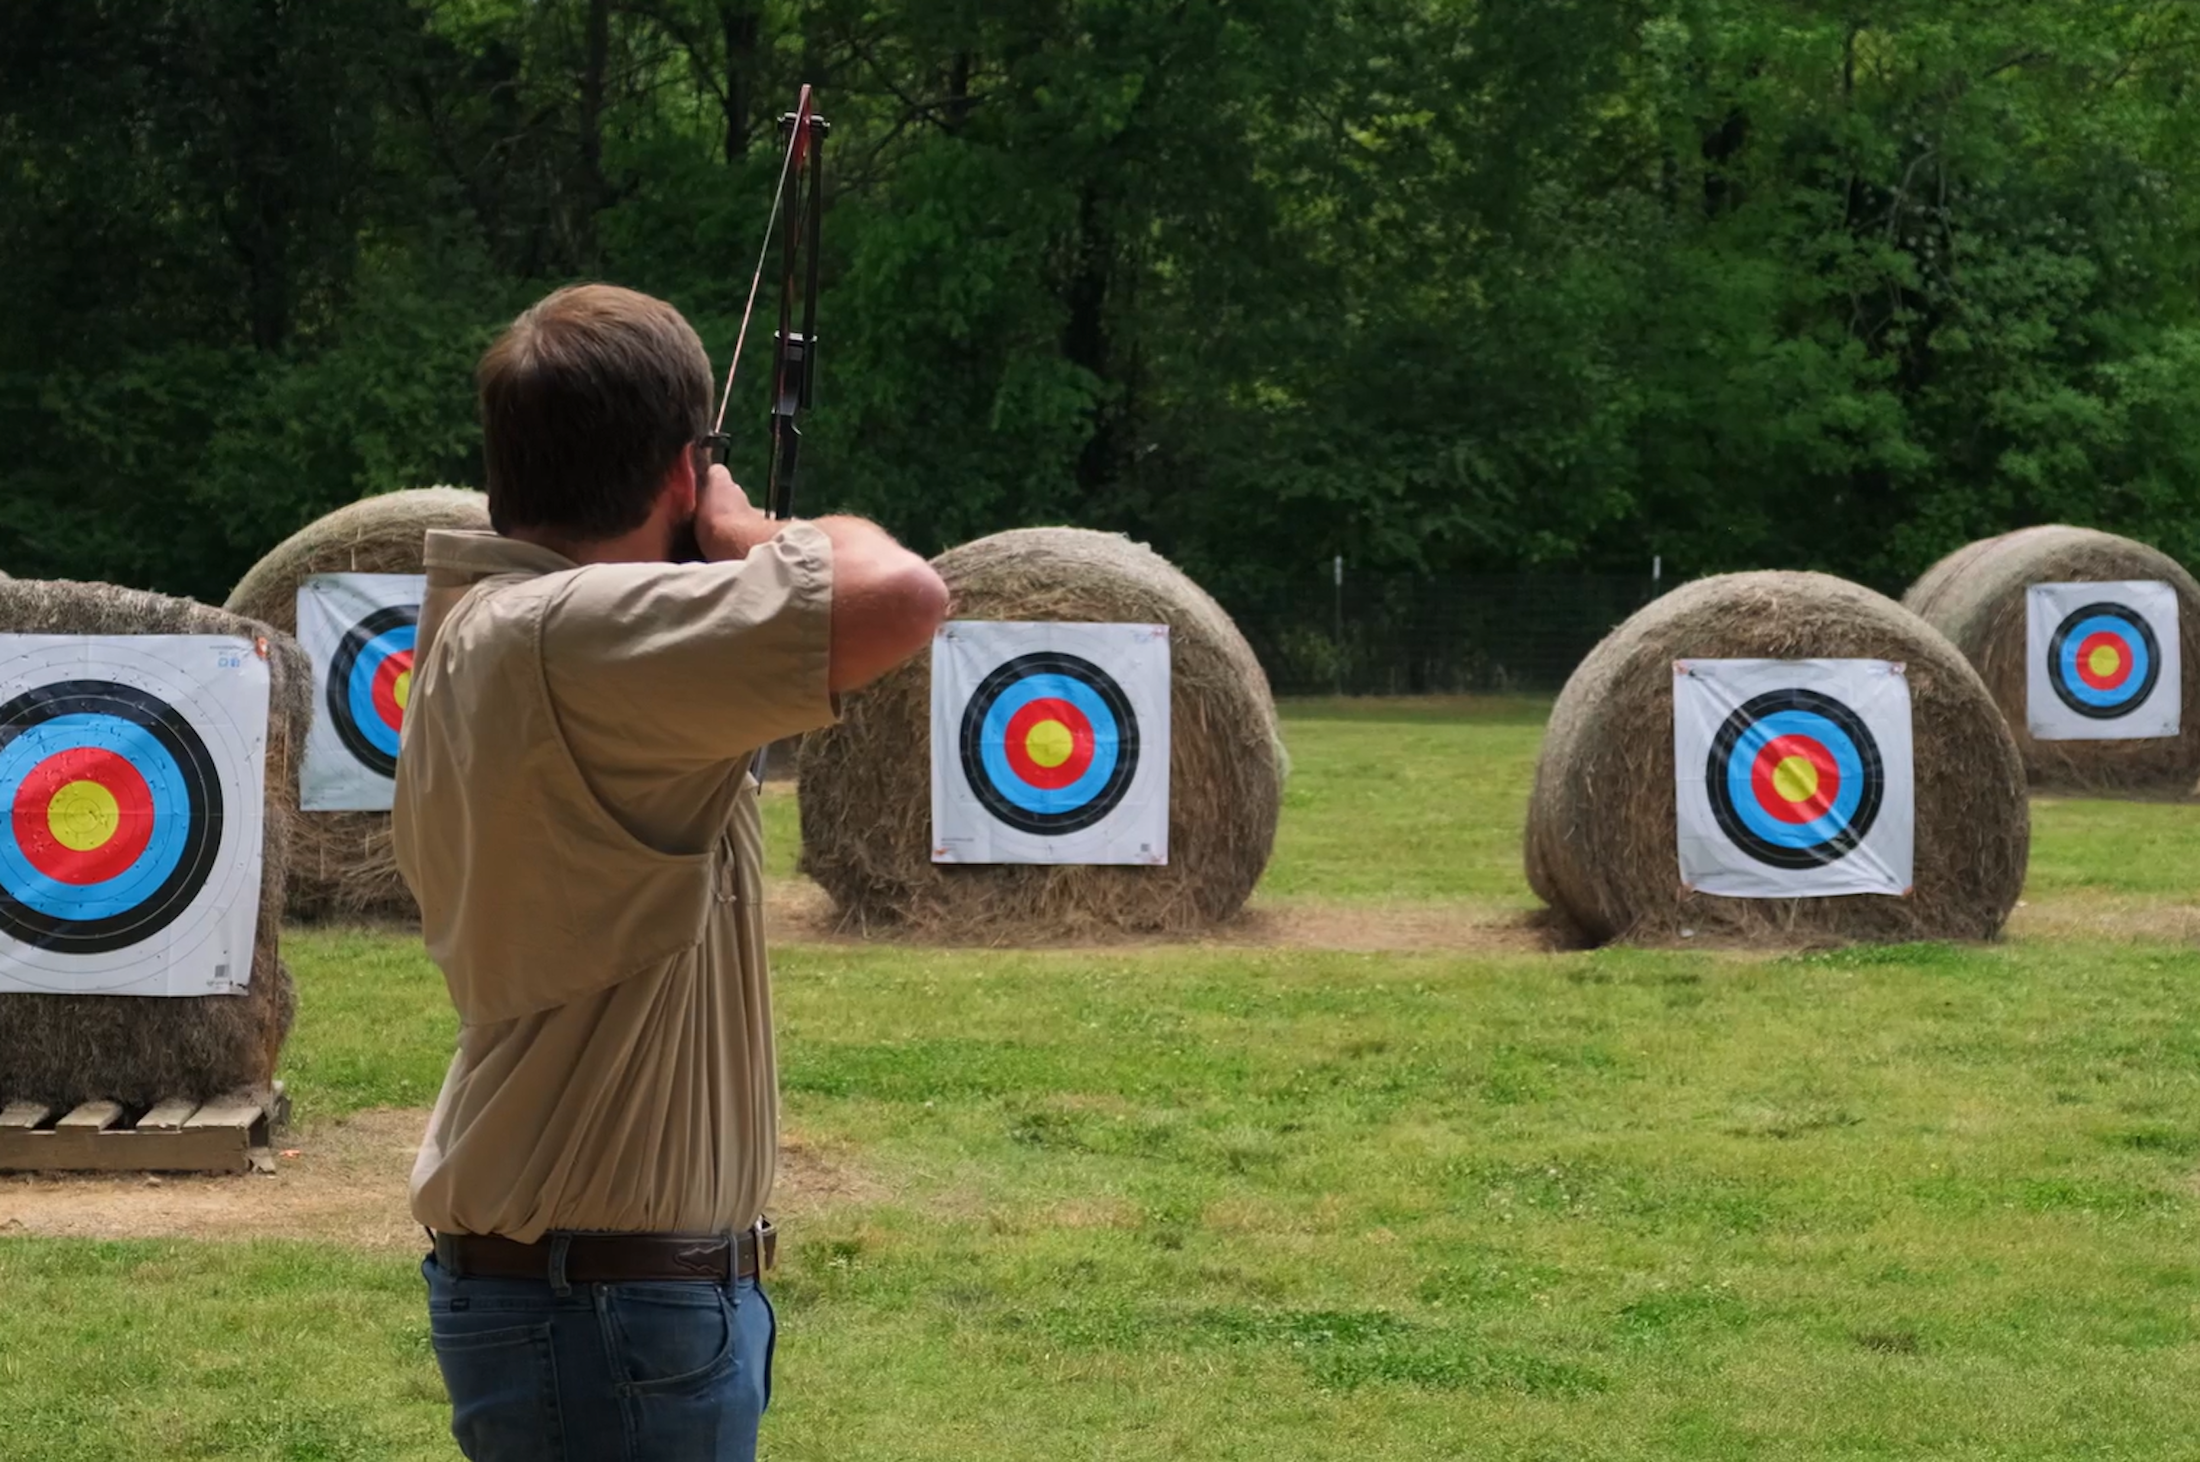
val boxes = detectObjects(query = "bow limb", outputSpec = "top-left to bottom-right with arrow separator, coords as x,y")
765,89 -> 827,521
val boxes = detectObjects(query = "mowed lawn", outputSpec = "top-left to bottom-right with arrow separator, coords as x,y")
9,702 -> 2200,1459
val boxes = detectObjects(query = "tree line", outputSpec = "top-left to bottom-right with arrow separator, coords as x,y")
3,0 -> 2197,608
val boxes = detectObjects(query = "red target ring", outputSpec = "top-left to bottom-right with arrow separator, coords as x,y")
369,649 -> 412,733
9,746 -> 155,886
1002,697 -> 1096,790
2074,631 -> 2134,692
1747,733 -> 1842,826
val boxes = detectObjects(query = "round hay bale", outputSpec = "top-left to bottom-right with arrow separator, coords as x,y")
0,578 -> 310,1108
798,527 -> 1281,937
1902,525 -> 2200,794
1525,570 -> 2028,947
224,487 -> 488,921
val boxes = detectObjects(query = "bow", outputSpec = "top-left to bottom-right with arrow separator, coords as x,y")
710,85 -> 829,524
715,90 -> 826,783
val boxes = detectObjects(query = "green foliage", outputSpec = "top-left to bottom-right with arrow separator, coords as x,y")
4,0 -> 2199,602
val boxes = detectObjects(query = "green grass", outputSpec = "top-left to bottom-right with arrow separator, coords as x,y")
0,1243 -> 445,1461
2024,795 -> 2200,899
281,929 -> 455,1121
1262,701 -> 1547,903
11,698 -> 2200,1459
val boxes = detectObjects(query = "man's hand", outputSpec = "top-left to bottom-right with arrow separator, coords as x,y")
812,516 -> 949,693
694,464 -> 776,562
691,461 -> 944,689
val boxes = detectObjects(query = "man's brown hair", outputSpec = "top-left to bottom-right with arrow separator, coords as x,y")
478,284 -> 713,539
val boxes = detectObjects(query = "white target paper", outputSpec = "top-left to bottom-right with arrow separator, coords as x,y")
2025,580 -> 2180,742
931,621 -> 1171,866
0,635 -> 269,997
1674,658 -> 1914,899
298,573 -> 423,810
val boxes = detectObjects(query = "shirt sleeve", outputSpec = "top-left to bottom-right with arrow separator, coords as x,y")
539,523 -> 836,770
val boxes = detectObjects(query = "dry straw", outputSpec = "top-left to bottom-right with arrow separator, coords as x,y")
1904,525 -> 2200,795
1526,570 -> 2028,947
224,487 -> 488,921
0,579 -> 310,1108
798,527 -> 1282,938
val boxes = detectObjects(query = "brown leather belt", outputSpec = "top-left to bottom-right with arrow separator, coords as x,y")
433,1221 -> 775,1284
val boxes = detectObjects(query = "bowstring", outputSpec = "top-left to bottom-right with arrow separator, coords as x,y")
712,109 -> 808,436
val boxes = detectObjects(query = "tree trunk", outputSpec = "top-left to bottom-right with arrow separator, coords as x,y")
719,1 -> 757,162
230,0 -> 294,351
944,50 -> 973,134
577,0 -> 611,263
1063,185 -> 1117,495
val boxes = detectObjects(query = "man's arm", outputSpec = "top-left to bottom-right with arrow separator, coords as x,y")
696,466 -> 948,693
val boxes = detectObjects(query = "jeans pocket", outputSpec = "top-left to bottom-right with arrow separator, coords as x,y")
752,1283 -> 776,1415
430,1319 -> 564,1462
609,1284 -> 738,1396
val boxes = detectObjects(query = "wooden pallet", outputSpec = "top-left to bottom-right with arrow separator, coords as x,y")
0,1082 -> 287,1174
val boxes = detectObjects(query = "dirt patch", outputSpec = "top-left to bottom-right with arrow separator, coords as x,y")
0,1110 -> 878,1250
770,879 -> 1547,954
1214,900 -> 1548,954
2006,894 -> 2200,944
779,875 -> 2200,954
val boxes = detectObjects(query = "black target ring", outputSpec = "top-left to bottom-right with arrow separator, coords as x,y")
2046,601 -> 2161,720
958,651 -> 1141,836
326,604 -> 417,778
0,680 -> 223,954
1706,687 -> 1885,871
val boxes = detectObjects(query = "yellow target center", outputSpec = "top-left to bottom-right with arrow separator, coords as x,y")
1772,756 -> 1820,805
47,779 -> 120,852
1025,719 -> 1075,769
2088,644 -> 2122,679
393,668 -> 412,711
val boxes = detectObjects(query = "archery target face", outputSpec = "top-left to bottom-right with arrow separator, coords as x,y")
932,621 -> 1170,865
0,635 -> 268,996
1674,659 -> 1914,899
298,573 -> 424,809
2026,580 -> 2180,741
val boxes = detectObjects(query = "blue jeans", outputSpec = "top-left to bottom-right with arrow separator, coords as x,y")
423,1252 -> 775,1462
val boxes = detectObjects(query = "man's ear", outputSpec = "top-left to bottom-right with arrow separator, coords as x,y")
664,444 -> 700,522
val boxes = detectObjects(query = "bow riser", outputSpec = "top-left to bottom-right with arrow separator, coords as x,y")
765,93 -> 828,522
710,86 -> 829,524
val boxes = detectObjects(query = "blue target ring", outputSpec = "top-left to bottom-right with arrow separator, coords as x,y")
1706,688 -> 1884,871
976,672 -> 1124,818
1721,708 -> 1869,852
327,605 -> 416,777
958,651 -> 1140,835
2047,603 -> 2159,719
0,714 -> 191,921
0,680 -> 222,954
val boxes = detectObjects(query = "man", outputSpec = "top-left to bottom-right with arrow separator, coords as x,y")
394,282 -> 948,1461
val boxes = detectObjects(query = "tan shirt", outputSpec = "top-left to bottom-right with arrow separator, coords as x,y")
393,526 -> 834,1241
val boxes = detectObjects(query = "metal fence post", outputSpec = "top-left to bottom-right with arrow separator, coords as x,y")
1332,555 -> 1345,696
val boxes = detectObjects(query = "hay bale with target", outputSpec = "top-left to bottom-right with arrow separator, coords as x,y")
1525,570 -> 2028,947
798,527 -> 1282,938
1903,525 -> 2200,795
224,486 -> 488,921
0,578 -> 309,1114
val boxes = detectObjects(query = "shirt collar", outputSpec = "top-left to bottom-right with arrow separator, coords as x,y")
421,528 -> 578,587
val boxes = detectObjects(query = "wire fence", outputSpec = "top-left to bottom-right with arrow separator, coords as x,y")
1221,565 -> 1666,697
